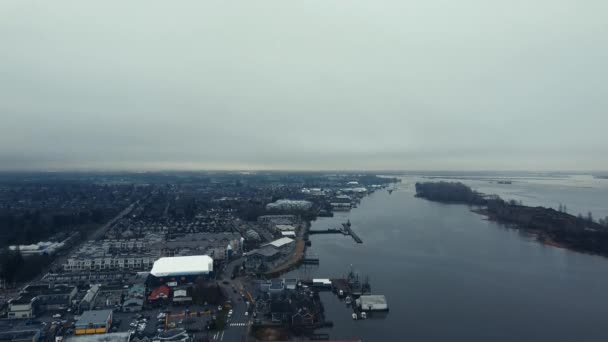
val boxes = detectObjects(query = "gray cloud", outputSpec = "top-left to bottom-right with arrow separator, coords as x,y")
1,0 -> 607,171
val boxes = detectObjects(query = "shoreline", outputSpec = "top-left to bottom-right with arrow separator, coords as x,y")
470,208 -> 590,255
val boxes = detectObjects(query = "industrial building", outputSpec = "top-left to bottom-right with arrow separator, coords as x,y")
245,238 -> 295,273
150,255 -> 213,277
245,246 -> 281,271
147,255 -> 214,288
263,237 -> 295,251
75,309 -> 113,335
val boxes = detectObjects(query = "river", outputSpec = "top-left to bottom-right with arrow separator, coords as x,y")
291,175 -> 608,342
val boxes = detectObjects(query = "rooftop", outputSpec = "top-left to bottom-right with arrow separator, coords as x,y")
249,246 -> 281,258
265,237 -> 295,249
275,224 -> 296,231
65,332 -> 131,342
150,255 -> 213,277
76,309 -> 112,326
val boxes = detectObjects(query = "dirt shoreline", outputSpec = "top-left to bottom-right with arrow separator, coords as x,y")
471,209 -> 570,251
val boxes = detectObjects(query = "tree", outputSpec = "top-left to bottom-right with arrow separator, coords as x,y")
0,248 -> 24,284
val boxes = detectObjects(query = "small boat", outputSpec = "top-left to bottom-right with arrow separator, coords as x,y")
361,312 -> 367,319
345,296 -> 352,305
352,313 -> 358,320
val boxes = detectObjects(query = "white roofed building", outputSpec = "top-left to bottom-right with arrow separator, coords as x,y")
150,255 -> 213,278
281,231 -> 296,238
266,200 -> 312,211
264,237 -> 295,251
274,224 -> 296,232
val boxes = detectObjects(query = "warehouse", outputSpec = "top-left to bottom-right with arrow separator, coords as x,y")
148,255 -> 213,286
263,237 -> 295,251
150,255 -> 213,277
75,309 -> 113,335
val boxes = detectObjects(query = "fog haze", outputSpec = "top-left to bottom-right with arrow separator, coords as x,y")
1,1 -> 607,171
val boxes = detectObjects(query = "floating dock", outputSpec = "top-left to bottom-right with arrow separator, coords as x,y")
302,257 -> 320,265
356,295 -> 388,311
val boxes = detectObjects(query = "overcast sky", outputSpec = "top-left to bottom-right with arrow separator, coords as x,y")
1,1 -> 607,171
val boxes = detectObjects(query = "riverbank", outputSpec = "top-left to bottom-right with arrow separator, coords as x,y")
297,177 -> 608,342
416,181 -> 608,258
472,208 -> 570,250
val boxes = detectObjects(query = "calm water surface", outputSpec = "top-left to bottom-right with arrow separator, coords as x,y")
293,176 -> 608,342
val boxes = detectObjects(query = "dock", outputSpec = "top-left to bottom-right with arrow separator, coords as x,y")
342,222 -> 362,243
302,257 -> 320,265
356,295 -> 389,311
308,220 -> 363,244
309,229 -> 344,235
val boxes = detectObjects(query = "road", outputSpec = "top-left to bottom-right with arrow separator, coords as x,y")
211,293 -> 250,342
211,257 -> 252,342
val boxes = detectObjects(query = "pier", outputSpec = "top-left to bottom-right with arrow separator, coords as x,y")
302,257 -> 320,265
342,221 -> 362,243
308,220 -> 363,243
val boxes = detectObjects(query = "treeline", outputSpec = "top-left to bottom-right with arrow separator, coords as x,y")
414,181 -> 486,205
0,209 -> 109,247
0,249 -> 52,284
415,181 -> 608,257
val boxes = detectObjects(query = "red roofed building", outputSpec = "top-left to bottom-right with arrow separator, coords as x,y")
147,285 -> 170,302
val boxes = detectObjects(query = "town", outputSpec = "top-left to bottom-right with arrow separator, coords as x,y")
0,172 -> 397,342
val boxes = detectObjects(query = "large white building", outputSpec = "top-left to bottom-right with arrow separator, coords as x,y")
150,255 -> 214,278
266,200 -> 312,211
